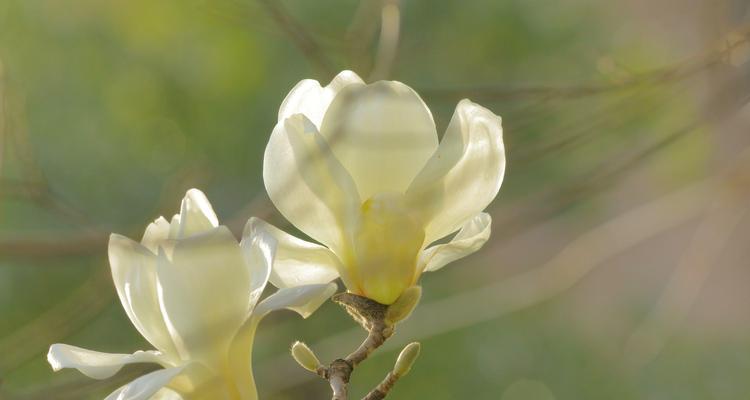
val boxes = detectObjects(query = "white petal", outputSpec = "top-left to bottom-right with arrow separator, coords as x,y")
225,283 -> 337,400
151,389 -> 184,400
319,80 -> 439,200
141,216 -> 170,253
47,344 -> 166,380
240,217 -> 276,309
279,70 -> 364,128
156,226 -> 250,363
175,189 -> 219,239
104,367 -> 184,400
248,218 -> 341,288
253,283 -> 338,319
263,113 -> 360,252
168,214 -> 181,240
109,234 -> 180,358
406,99 -> 505,243
418,212 -> 492,273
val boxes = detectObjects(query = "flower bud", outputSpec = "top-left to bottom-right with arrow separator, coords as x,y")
291,341 -> 321,372
393,342 -> 421,377
385,286 -> 422,324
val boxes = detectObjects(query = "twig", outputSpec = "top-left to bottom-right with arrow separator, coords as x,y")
623,161 -> 750,369
321,293 -> 392,400
368,0 -> 401,81
418,28 -> 750,102
292,290 -> 421,400
256,0 -> 336,77
362,342 -> 419,400
0,266 -> 114,375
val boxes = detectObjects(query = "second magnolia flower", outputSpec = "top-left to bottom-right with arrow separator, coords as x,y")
263,70 -> 506,304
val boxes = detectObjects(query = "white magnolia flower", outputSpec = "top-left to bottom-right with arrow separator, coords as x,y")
263,70 -> 505,305
47,189 -> 336,400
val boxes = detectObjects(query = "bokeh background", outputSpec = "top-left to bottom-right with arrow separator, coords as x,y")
2,0 -> 750,399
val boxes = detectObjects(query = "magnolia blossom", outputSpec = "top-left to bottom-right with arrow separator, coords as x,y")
47,189 -> 336,400
263,70 -> 505,305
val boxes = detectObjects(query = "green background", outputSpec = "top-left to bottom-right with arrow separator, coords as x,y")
1,0 -> 750,398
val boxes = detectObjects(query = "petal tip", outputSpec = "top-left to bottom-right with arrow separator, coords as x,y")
47,344 -> 64,371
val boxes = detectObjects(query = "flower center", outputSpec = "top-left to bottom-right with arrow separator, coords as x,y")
348,192 -> 425,304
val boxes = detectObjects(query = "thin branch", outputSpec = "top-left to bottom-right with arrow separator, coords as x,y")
319,294 -> 392,400
344,0 -> 382,73
418,29 -> 749,102
368,0 -> 401,81
623,177 -> 750,369
256,0 -> 336,77
293,292 -> 419,400
0,267 -> 114,374
361,372 -> 399,400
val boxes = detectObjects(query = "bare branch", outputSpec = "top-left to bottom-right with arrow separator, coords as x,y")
292,292 -> 420,400
257,0 -> 336,77
368,0 -> 401,81
418,29 -> 750,102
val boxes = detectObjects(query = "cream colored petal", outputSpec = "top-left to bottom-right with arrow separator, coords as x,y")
239,218 -> 276,310
151,389 -> 184,400
175,189 -> 219,239
226,282 -> 337,400
247,218 -> 341,289
263,113 -> 360,252
47,344 -> 167,380
141,216 -> 170,253
319,80 -> 438,200
156,226 -> 249,363
279,70 -> 364,128
252,282 -> 338,319
418,212 -> 492,273
167,214 -> 181,240
226,318 -> 260,400
109,234 -> 180,358
104,367 -> 184,400
406,99 -> 505,244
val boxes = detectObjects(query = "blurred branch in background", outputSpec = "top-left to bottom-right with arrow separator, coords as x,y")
0,267 -> 113,376
0,59 -> 6,181
418,26 -> 750,103
255,0 -> 336,78
623,153 -> 750,370
4,364 -> 155,400
367,0 -> 400,81
344,0 -> 382,75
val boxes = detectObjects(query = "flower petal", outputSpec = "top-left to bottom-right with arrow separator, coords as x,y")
263,113 -> 360,252
418,212 -> 492,273
253,283 -> 338,319
247,218 -> 341,288
141,216 -> 170,253
104,367 -> 184,400
175,189 -> 219,239
406,99 -> 505,243
279,70 -> 364,128
47,344 -> 166,380
109,234 -> 179,358
319,80 -> 439,200
240,217 -> 276,310
226,282 -> 337,400
156,226 -> 250,363
150,389 -> 184,400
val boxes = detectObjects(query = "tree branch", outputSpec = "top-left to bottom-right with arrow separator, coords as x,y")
257,0 -> 336,77
292,289 -> 421,400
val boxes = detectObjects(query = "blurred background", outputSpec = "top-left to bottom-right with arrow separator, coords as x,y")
1,0 -> 750,398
